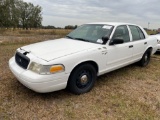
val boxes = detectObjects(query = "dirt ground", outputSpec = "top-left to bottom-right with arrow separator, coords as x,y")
0,35 -> 160,120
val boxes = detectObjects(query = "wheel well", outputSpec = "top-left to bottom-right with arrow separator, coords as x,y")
147,47 -> 153,54
71,61 -> 99,74
70,61 -> 99,78
67,61 -> 99,88
148,47 -> 152,50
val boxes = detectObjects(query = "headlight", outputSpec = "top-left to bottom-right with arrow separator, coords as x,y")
158,40 -> 160,44
29,62 -> 65,75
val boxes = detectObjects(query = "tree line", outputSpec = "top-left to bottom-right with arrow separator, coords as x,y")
0,0 -> 42,29
42,25 -> 78,29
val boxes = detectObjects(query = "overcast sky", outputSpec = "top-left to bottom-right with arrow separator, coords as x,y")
23,0 -> 160,29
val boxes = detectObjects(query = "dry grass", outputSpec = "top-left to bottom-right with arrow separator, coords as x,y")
146,30 -> 158,35
0,29 -> 71,36
0,31 -> 160,120
0,29 -> 71,45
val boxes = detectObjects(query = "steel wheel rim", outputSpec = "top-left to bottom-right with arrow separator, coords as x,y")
76,70 -> 92,89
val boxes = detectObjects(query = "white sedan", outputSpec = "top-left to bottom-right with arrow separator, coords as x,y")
9,22 -> 157,94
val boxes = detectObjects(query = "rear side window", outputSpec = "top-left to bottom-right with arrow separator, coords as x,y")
137,27 -> 145,39
129,25 -> 145,41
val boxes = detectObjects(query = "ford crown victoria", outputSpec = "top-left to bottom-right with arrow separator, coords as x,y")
9,22 -> 157,94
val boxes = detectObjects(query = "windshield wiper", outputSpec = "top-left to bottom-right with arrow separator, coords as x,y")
74,38 -> 90,42
66,36 -> 74,39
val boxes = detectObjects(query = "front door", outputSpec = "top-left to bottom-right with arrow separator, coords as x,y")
106,25 -> 133,71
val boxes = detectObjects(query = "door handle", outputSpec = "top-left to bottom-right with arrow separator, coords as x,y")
144,42 -> 147,45
129,45 -> 133,48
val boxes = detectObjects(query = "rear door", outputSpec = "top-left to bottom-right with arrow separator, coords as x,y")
128,25 -> 146,61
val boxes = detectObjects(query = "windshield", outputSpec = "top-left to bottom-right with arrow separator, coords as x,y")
66,24 -> 113,44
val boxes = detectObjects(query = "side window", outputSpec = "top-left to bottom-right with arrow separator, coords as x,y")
112,25 -> 130,43
137,27 -> 145,39
129,25 -> 145,41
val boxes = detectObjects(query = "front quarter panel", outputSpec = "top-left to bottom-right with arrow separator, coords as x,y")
49,46 -> 107,76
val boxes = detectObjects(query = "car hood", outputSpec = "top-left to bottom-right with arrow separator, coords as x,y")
21,38 -> 99,61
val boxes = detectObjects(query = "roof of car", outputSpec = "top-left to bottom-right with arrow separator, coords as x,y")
87,22 -> 137,26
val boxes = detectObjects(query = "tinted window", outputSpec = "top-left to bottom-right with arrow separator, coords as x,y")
112,25 -> 130,43
129,25 -> 145,41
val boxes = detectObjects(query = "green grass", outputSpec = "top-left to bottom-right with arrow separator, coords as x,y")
0,32 -> 160,119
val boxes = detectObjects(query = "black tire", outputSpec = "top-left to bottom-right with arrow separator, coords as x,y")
139,49 -> 151,67
67,64 -> 97,95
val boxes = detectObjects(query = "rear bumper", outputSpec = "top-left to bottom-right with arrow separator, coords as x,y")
9,57 -> 69,93
157,44 -> 160,51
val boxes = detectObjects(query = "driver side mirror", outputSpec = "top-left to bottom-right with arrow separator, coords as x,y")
102,36 -> 109,44
110,38 -> 124,45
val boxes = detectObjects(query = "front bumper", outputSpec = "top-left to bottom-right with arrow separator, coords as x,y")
9,57 -> 69,93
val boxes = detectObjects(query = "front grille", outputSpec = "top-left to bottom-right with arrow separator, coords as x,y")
15,52 -> 30,69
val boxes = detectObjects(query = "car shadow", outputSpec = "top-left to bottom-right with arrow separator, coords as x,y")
155,51 -> 160,54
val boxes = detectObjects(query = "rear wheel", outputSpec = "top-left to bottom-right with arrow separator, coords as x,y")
67,64 -> 97,94
139,49 -> 151,67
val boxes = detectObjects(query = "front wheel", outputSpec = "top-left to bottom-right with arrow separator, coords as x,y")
139,49 -> 151,67
67,64 -> 97,95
